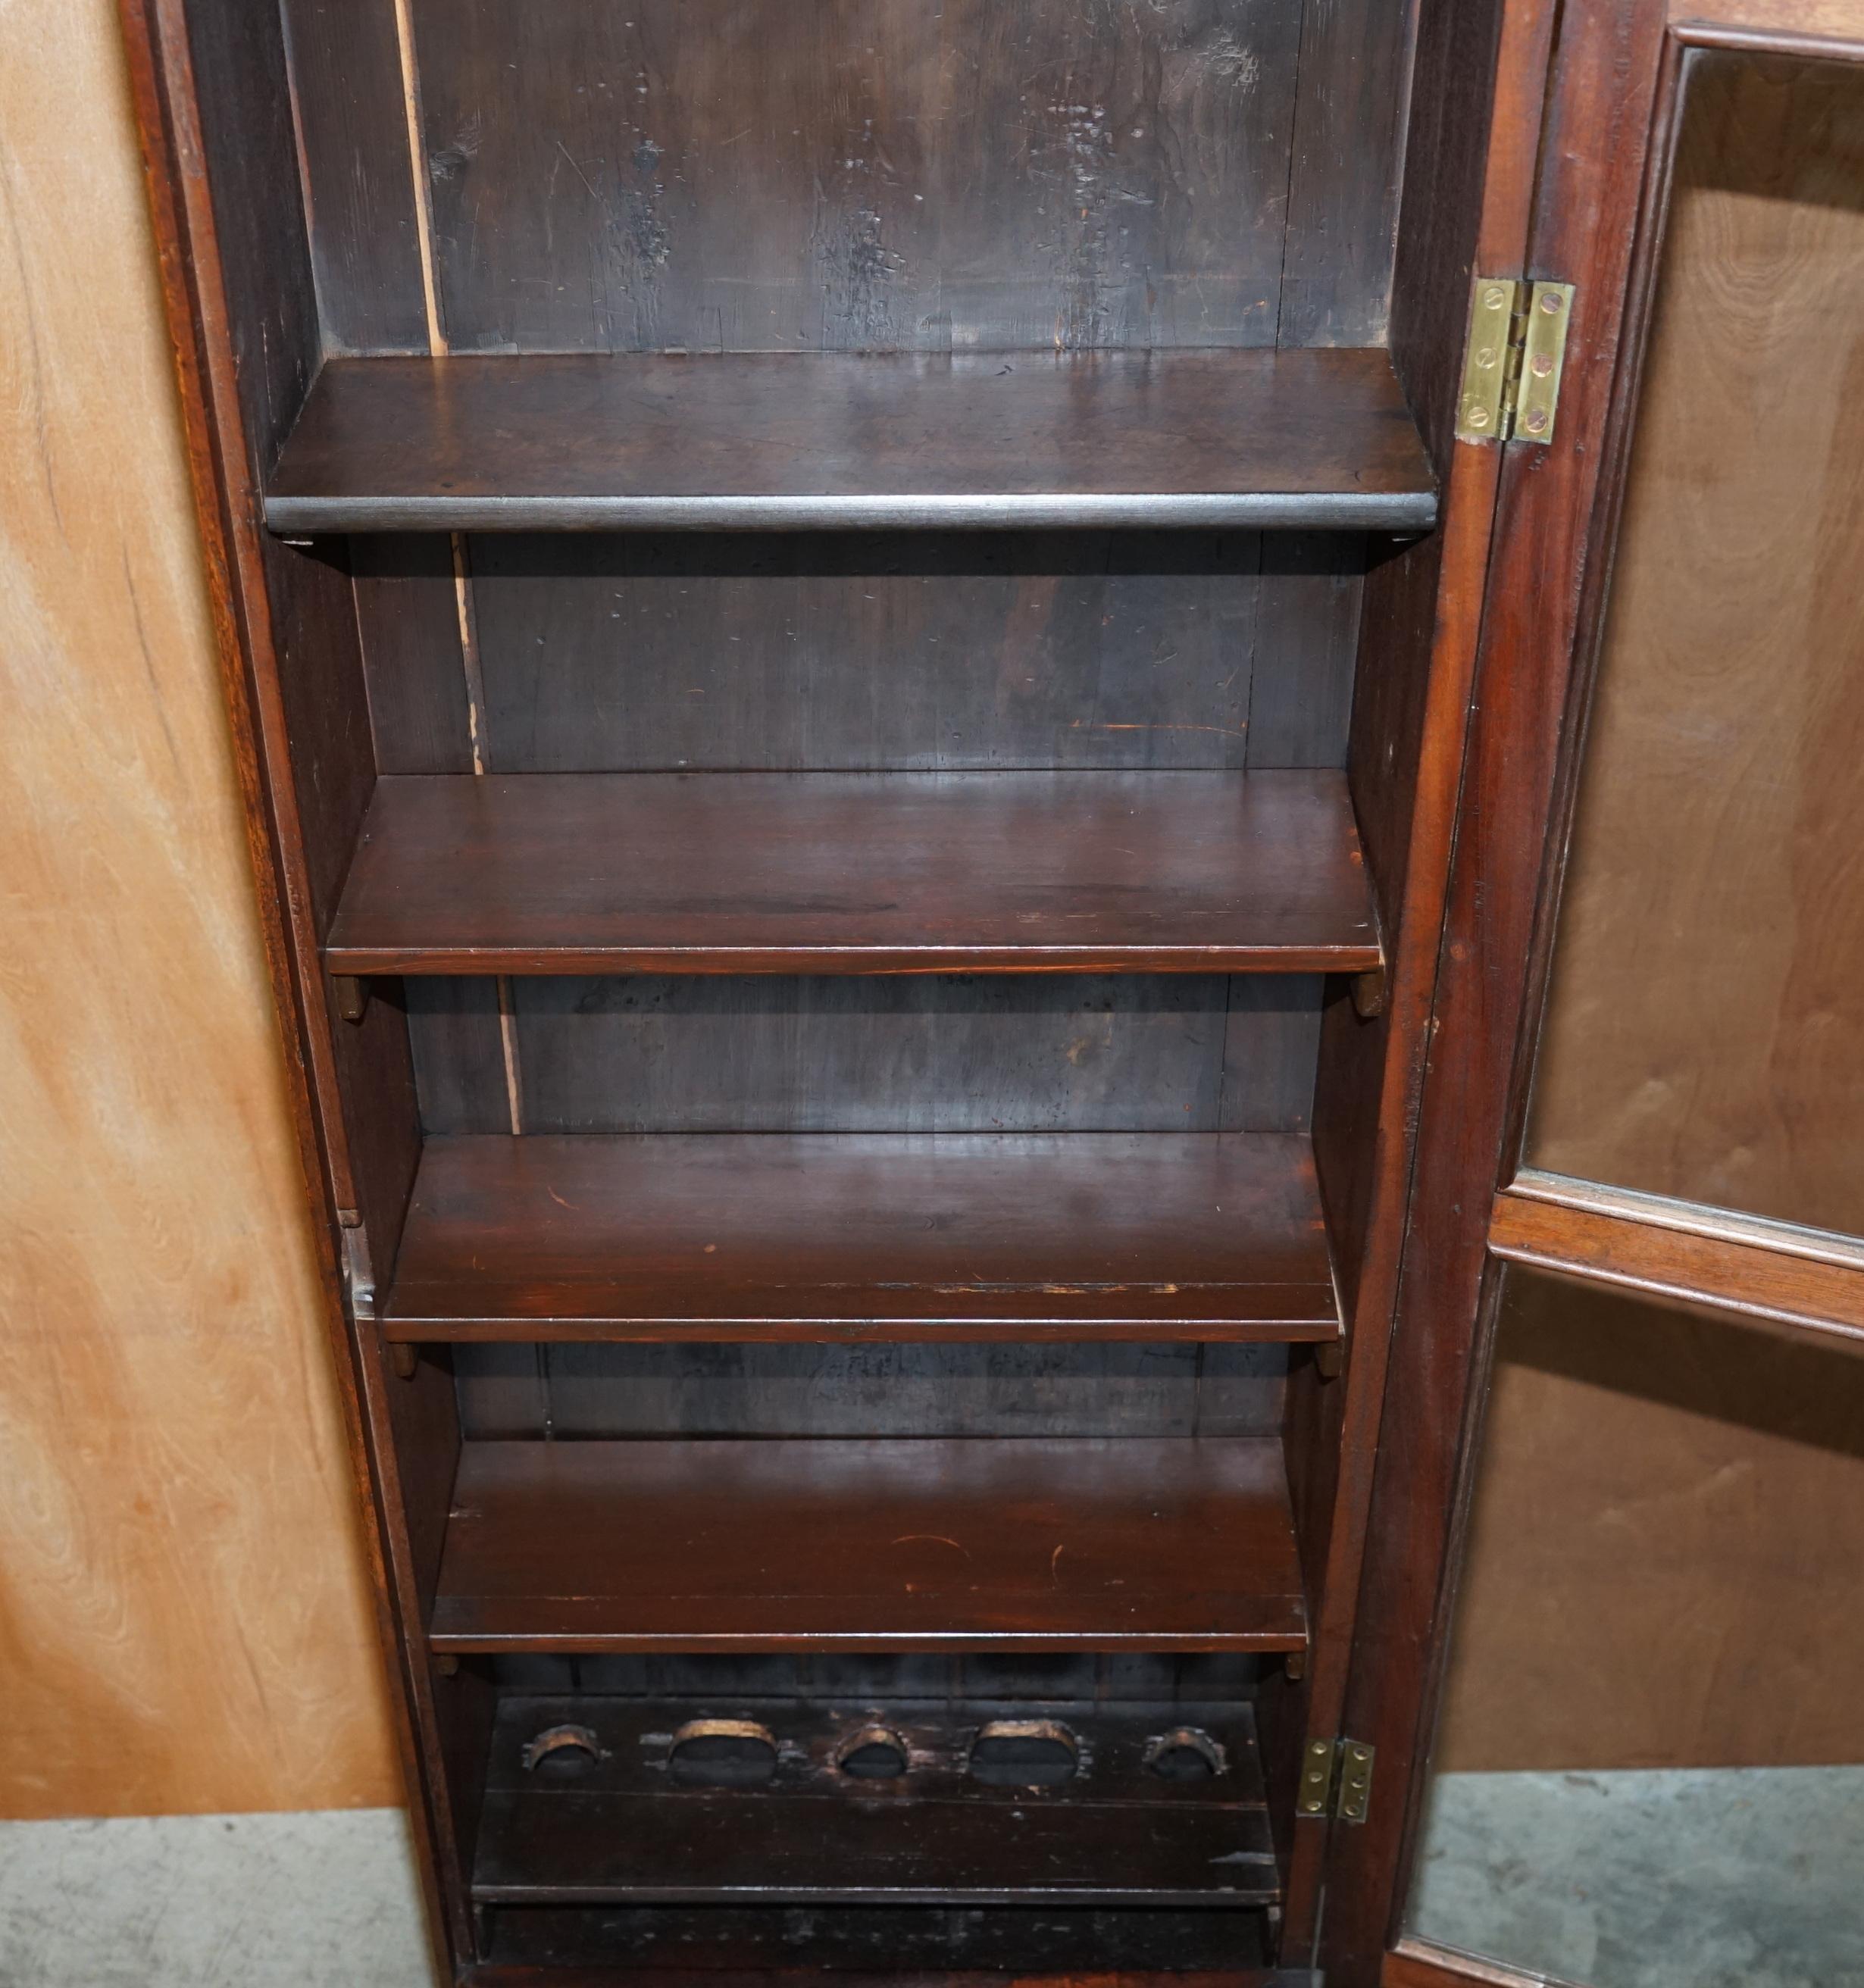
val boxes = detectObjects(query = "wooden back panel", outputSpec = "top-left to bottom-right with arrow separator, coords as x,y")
283,0 -> 1413,358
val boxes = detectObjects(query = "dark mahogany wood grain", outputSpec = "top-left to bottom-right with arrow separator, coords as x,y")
325,771 -> 1381,977
430,1436 -> 1307,1652
473,1696 -> 1275,1908
383,1132 -> 1339,1340
264,350 -> 1438,534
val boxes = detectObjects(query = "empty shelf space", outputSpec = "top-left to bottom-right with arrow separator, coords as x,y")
325,770 -> 1380,977
430,1437 -> 1307,1654
474,1695 -> 1278,1909
266,349 -> 1437,535
384,1133 -> 1339,1342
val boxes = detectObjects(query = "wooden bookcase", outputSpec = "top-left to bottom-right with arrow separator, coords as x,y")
117,3 -> 1474,1979
124,2 -> 1864,1983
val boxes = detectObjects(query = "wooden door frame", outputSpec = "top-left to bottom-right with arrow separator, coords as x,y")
1323,8 -> 1864,1984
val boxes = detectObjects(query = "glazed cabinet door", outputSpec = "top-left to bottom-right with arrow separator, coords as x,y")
1325,6 -> 1864,1986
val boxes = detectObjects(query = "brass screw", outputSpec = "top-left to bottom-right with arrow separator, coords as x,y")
1523,407 -> 1550,434
1531,352 -> 1554,377
1482,284 -> 1508,310
1466,404 -> 1491,430
1539,289 -> 1563,314
1475,344 -> 1498,369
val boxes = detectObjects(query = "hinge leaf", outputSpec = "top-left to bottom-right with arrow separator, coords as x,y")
1293,1734 -> 1376,1822
1296,1736 -> 1335,1819
1457,276 -> 1574,445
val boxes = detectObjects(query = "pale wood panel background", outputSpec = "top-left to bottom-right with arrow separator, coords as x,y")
0,0 -> 398,1818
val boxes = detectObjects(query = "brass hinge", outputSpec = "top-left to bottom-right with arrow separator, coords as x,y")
1456,277 -> 1575,445
1295,1735 -> 1375,1824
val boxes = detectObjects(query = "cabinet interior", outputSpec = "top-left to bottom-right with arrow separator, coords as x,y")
145,0 -> 1486,1976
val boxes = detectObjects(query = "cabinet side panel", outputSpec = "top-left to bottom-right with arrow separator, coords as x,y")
183,0 -> 421,1258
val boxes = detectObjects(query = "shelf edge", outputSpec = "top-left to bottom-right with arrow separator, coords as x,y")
426,1625 -> 1312,1656
325,945 -> 1385,977
266,491 -> 1439,536
381,1317 -> 1345,1343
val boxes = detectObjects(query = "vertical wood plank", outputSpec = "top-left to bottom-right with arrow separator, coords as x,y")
1279,0 -> 1418,345
350,536 -> 474,774
279,0 -> 430,352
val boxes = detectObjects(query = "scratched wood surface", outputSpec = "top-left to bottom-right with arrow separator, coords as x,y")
0,0 -> 394,1818
430,1436 -> 1309,1651
325,770 -> 1380,977
385,1131 -> 1338,1337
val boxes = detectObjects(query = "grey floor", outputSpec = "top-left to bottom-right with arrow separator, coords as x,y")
0,1810 -> 434,1988
5,1773 -> 1859,1986
1409,1768 -> 1864,1988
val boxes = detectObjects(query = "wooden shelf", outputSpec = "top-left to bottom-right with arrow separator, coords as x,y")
474,1695 -> 1278,1909
326,771 -> 1379,977
385,1133 -> 1339,1342
430,1436 -> 1306,1653
265,349 -> 1437,535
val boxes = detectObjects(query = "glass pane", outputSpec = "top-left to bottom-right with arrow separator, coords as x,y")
1526,50 -> 1864,1237
1404,1266 -> 1864,1986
